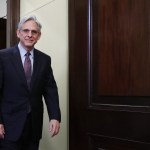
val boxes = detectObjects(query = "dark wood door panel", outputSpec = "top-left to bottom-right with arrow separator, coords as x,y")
92,0 -> 150,96
69,0 -> 150,149
88,134 -> 150,150
87,109 -> 150,143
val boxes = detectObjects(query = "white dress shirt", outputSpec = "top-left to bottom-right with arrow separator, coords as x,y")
18,42 -> 34,74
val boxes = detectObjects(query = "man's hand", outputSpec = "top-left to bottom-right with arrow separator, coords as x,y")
0,124 -> 5,139
49,119 -> 60,137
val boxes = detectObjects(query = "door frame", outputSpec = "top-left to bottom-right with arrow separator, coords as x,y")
7,0 -> 20,47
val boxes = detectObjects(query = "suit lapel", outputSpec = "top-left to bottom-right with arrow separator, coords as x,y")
30,49 -> 40,89
10,47 -> 41,91
10,46 -> 28,90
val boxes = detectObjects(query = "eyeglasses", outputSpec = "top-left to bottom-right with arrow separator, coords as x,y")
20,29 -> 39,36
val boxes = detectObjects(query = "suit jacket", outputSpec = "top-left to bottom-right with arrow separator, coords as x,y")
0,45 -> 61,141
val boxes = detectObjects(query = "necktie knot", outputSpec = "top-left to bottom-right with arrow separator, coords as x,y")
25,52 -> 31,57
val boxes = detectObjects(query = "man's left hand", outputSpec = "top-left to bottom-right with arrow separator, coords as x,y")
49,119 -> 60,137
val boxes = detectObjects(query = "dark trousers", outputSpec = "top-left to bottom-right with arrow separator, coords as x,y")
0,114 -> 40,150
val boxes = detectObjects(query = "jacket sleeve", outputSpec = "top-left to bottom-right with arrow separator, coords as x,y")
43,56 -> 61,122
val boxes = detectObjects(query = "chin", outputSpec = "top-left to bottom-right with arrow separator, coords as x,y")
25,43 -> 34,47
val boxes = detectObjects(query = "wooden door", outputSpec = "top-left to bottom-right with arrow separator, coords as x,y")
0,18 -> 6,49
69,0 -> 150,149
0,0 -> 20,49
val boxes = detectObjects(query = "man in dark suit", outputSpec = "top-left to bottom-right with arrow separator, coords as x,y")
0,15 -> 61,150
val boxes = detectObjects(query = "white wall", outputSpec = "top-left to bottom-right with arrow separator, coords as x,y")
20,1 -> 68,150
0,0 -> 6,18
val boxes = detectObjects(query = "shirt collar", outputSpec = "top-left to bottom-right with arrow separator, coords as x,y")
18,42 -> 34,58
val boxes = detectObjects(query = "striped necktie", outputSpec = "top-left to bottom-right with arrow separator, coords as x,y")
24,52 -> 31,88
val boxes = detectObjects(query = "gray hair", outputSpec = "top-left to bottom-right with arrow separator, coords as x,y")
18,15 -> 42,32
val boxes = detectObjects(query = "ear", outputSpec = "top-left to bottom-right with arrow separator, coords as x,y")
16,29 -> 20,38
37,32 -> 41,40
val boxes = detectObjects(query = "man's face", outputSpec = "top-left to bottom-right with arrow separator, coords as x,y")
17,20 -> 41,51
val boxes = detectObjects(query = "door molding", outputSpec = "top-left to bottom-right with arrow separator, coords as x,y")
7,0 -> 20,47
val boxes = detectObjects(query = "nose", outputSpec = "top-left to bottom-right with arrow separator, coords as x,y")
28,31 -> 32,37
